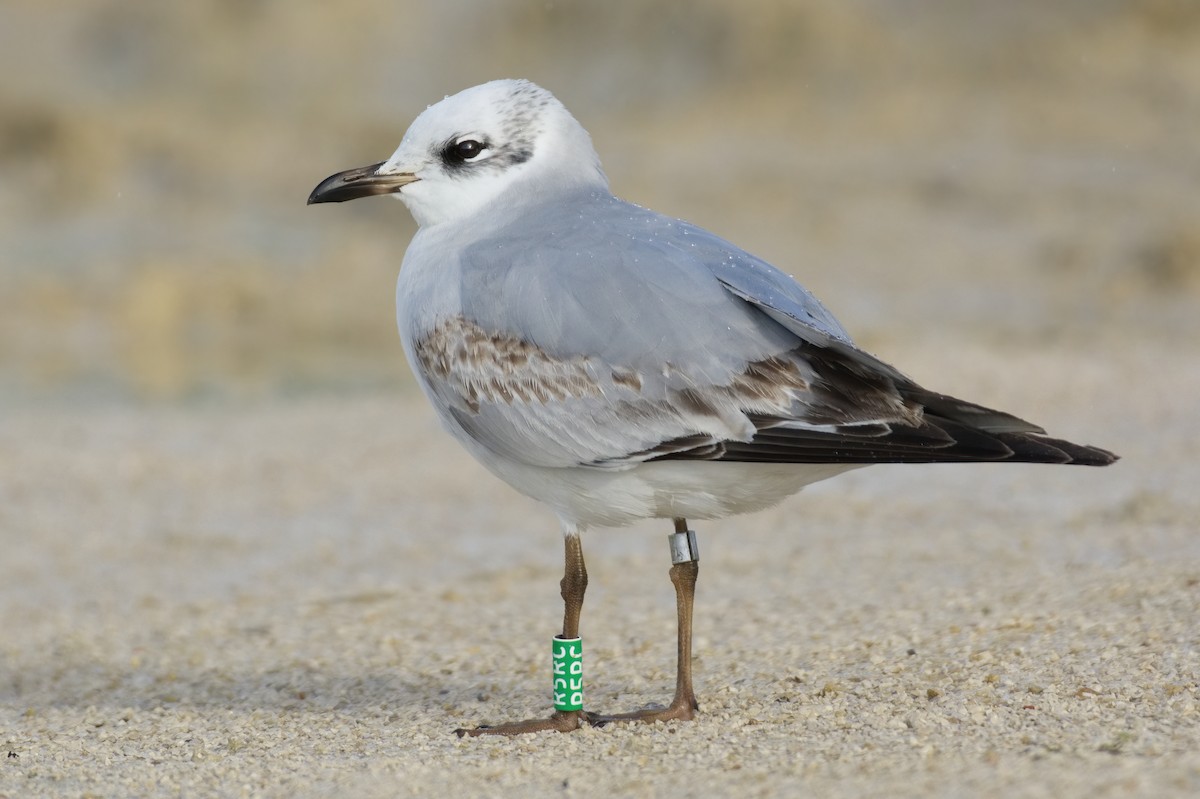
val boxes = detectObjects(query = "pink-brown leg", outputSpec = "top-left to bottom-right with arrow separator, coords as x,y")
456,532 -> 588,736
586,518 -> 700,726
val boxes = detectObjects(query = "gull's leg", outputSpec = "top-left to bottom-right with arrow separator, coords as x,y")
586,517 -> 700,726
456,530 -> 588,737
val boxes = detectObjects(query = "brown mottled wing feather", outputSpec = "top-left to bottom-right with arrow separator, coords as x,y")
411,318 -> 1116,471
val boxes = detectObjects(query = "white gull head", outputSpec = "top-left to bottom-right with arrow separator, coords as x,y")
308,79 -> 608,228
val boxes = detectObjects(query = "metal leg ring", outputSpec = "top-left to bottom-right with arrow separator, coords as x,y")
668,530 -> 699,564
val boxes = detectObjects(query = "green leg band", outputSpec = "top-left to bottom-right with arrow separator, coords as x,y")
552,636 -> 583,712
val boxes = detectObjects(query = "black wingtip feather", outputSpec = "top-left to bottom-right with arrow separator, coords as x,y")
636,343 -> 1120,468
651,418 -> 1119,467
1001,434 -> 1118,467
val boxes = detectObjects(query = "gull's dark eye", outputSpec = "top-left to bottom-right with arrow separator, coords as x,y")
444,139 -> 486,165
456,140 -> 484,159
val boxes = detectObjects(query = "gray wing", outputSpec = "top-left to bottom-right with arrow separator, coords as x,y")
413,193 -> 1115,470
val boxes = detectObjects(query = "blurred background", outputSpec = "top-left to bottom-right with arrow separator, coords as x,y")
0,0 -> 1197,405
2,6 -> 1199,792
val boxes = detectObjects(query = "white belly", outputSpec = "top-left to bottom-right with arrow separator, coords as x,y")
468,446 -> 862,529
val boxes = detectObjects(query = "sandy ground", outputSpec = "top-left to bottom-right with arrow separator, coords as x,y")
3,337 -> 1197,798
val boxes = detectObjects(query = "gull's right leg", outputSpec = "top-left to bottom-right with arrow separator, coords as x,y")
585,518 -> 700,726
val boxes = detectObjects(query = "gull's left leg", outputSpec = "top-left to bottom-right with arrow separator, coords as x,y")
455,530 -> 588,737
587,517 -> 700,725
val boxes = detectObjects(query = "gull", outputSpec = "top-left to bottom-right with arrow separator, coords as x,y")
308,79 -> 1117,737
